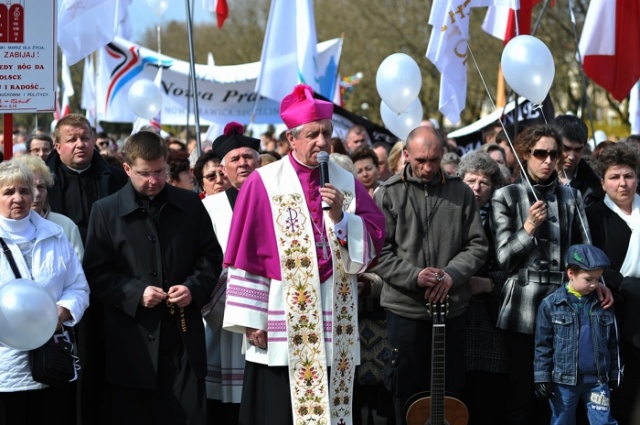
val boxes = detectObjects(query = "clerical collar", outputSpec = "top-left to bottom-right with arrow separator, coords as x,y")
291,152 -> 319,169
63,163 -> 92,174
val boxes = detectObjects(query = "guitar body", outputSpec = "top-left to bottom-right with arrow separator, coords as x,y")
404,300 -> 469,425
406,393 -> 469,425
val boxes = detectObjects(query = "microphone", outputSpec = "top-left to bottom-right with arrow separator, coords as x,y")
317,151 -> 330,210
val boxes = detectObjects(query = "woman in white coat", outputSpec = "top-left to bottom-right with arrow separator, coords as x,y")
0,160 -> 89,424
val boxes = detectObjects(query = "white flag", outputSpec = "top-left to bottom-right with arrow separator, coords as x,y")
81,55 -> 96,123
426,0 -> 491,124
630,81 -> 640,135
255,0 -> 319,103
58,0 -> 132,65
60,53 -> 75,117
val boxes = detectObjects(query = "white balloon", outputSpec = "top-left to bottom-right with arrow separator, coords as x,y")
501,35 -> 555,105
376,53 -> 422,114
146,0 -> 170,16
128,79 -> 163,120
0,279 -> 58,351
380,98 -> 423,141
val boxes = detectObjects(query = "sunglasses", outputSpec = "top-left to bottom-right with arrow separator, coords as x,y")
203,172 -> 224,181
529,149 -> 559,161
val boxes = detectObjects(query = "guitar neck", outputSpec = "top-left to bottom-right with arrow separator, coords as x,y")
430,319 -> 446,423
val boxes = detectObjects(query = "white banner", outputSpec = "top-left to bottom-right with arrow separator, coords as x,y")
96,36 -> 342,125
0,0 -> 57,113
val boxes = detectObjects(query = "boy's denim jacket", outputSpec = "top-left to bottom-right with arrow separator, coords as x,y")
534,285 -> 620,386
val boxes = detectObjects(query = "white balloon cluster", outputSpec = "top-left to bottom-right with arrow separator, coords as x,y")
0,279 -> 58,351
146,0 -> 170,16
376,53 -> 423,141
501,35 -> 555,105
128,79 -> 163,120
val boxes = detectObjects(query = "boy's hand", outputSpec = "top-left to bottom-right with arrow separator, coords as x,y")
534,382 -> 553,399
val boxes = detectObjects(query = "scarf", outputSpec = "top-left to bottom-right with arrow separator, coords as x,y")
0,212 -> 36,243
604,193 -> 640,277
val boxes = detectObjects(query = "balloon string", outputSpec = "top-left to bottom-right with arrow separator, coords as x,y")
465,41 -> 539,201
561,169 -> 591,244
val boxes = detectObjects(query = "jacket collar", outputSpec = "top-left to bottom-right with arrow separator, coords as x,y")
46,147 -> 114,177
117,182 -> 187,217
516,171 -> 558,194
401,163 -> 450,186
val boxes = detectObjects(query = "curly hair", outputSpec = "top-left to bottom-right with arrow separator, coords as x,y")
593,142 -> 640,177
457,151 -> 505,189
193,151 -> 221,188
167,150 -> 191,182
513,124 -> 564,176
350,146 -> 379,168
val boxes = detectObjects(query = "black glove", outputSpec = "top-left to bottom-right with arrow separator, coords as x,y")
534,382 -> 553,399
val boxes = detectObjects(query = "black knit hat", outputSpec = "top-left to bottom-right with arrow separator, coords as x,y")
212,122 -> 261,160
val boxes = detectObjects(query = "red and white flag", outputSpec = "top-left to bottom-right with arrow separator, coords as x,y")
203,0 -> 229,28
426,0 -> 492,124
482,0 -> 540,45
579,0 -> 640,101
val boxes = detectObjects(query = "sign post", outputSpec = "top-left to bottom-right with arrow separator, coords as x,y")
0,0 -> 57,159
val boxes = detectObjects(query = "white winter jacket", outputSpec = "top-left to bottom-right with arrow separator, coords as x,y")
0,211 -> 90,392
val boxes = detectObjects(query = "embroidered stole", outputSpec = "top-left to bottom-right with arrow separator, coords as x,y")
258,159 -> 357,425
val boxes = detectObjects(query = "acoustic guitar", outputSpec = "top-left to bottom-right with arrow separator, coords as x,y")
405,300 -> 469,425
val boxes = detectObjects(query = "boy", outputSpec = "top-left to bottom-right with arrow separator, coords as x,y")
534,244 -> 620,425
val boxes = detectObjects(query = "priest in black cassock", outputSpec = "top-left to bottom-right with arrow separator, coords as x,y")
202,121 -> 262,425
46,114 -> 127,425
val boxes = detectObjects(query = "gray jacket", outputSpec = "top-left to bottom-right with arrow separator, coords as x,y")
491,176 -> 590,334
370,165 -> 488,320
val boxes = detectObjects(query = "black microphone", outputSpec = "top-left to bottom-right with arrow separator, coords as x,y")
317,151 -> 330,210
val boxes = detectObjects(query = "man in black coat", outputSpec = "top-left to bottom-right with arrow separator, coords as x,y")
552,114 -> 604,207
83,131 -> 223,424
46,114 -> 127,425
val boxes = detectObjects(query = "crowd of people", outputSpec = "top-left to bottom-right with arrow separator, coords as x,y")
1,91 -> 640,425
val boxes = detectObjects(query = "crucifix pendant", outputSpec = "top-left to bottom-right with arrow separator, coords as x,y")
316,236 -> 330,260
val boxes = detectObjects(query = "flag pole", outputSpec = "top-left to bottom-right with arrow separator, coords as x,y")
567,0 -> 596,139
184,0 -> 202,157
531,0 -> 552,37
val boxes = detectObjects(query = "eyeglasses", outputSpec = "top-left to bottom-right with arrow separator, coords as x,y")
133,169 -> 168,179
97,141 -> 110,148
203,172 -> 224,181
529,149 -> 559,161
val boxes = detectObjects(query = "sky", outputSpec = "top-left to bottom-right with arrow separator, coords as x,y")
128,0 -> 215,42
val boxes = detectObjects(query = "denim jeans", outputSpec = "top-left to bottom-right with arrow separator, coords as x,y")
550,378 -> 617,425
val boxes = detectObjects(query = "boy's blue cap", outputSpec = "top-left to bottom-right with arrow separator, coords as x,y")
565,244 -> 610,270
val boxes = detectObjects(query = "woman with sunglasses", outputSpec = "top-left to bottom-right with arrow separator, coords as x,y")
193,151 -> 231,198
490,124 -> 611,425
